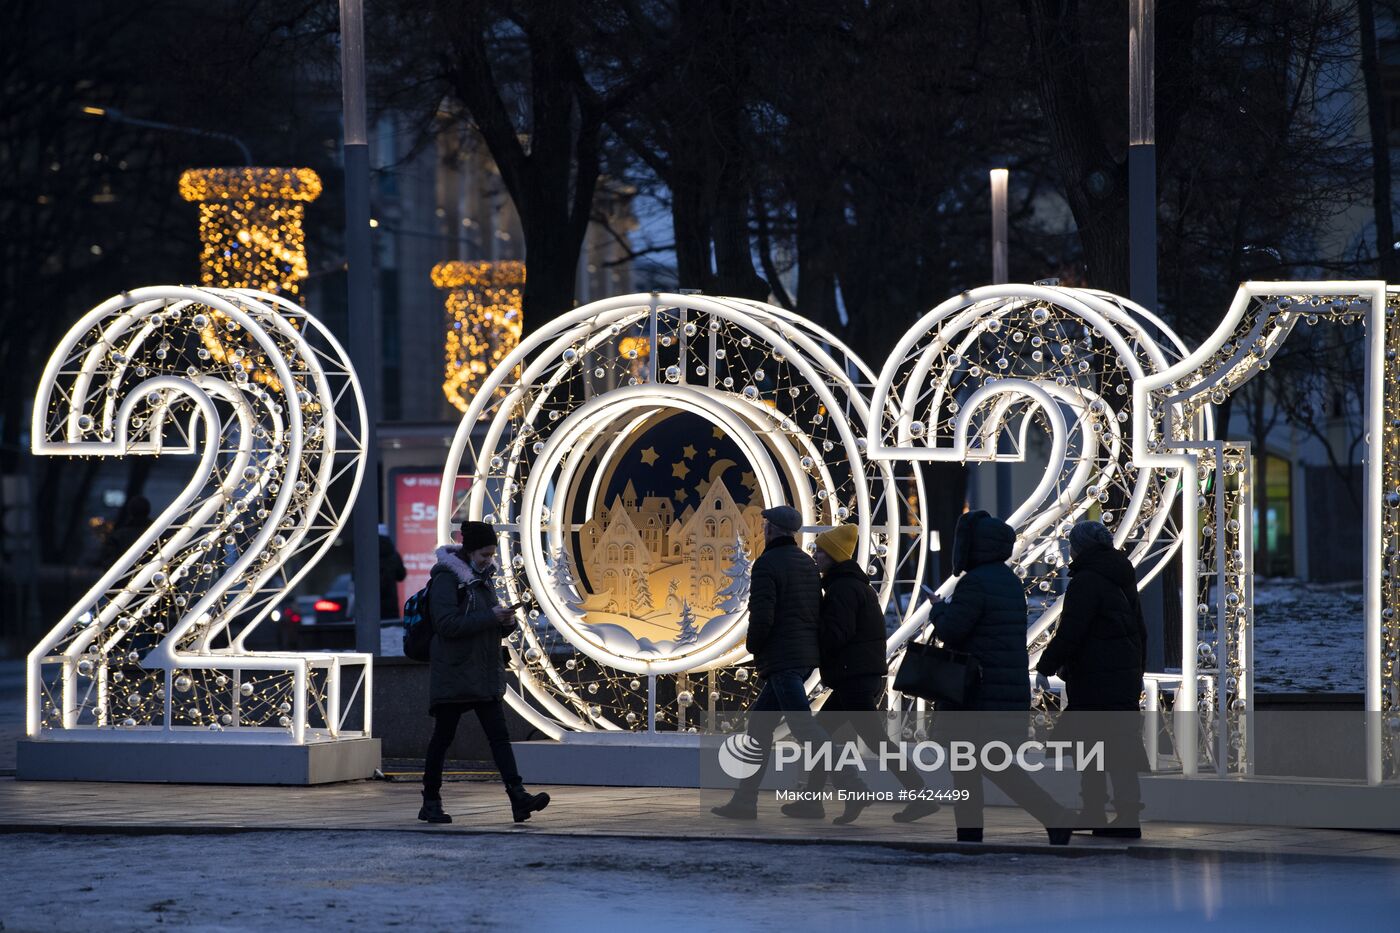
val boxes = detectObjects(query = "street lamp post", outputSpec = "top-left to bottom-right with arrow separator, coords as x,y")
1129,0 -> 1164,671
80,106 -> 253,165
340,0 -> 382,654
990,168 -> 1009,285
990,168 -> 1013,518
1128,0 -> 1156,310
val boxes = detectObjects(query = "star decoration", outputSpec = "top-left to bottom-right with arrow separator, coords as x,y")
671,460 -> 691,479
696,477 -> 712,496
639,446 -> 659,466
682,444 -> 697,459
707,448 -> 717,456
674,487 -> 689,501
740,471 -> 757,491
712,426 -> 724,439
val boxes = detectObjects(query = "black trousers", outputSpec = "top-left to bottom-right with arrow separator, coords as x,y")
423,699 -> 520,799
805,675 -> 925,793
943,719 -> 1071,831
953,757 -> 1070,830
1076,715 -> 1146,822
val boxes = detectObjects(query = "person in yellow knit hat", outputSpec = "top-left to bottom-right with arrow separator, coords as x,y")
780,523 -> 937,825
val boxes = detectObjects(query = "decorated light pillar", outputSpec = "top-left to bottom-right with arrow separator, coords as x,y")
178,167 -> 322,296
432,259 -> 525,414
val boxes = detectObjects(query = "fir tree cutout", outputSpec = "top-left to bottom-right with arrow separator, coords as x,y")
632,567 -> 656,616
716,537 -> 752,613
549,547 -> 586,613
676,600 -> 699,646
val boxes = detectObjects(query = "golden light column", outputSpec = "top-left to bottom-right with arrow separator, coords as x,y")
178,167 -> 322,296
432,260 -> 525,414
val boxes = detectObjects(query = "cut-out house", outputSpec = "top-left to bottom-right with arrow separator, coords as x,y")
579,476 -> 762,614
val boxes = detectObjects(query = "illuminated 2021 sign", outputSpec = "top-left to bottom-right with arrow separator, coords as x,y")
28,283 -> 1396,784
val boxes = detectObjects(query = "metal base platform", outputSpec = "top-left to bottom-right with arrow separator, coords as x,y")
16,737 -> 381,785
514,732 -> 707,788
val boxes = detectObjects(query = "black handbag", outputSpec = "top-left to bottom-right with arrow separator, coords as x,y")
894,640 -> 983,705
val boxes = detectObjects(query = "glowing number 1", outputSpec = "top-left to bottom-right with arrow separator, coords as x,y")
1134,281 -> 1396,780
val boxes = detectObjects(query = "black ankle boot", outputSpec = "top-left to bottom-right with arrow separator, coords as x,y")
956,827 -> 983,843
892,798 -> 941,824
418,797 -> 451,824
505,782 -> 550,823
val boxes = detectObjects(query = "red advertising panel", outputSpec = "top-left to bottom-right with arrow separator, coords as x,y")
390,470 -> 471,609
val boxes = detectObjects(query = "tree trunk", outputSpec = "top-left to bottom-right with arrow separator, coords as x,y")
1019,0 -> 1131,293
520,223 -> 584,330
1359,0 -> 1397,281
437,3 -> 603,331
712,176 -> 768,299
670,175 -> 712,290
794,177 -> 841,335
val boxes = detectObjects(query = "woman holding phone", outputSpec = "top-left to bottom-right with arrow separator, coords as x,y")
418,519 -> 551,824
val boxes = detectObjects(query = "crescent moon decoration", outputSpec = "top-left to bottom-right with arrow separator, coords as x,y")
708,459 -> 738,484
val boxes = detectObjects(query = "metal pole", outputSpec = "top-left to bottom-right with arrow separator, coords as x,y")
340,0 -> 381,654
989,168 -> 1009,285
990,169 -> 1013,519
1129,0 -> 1163,672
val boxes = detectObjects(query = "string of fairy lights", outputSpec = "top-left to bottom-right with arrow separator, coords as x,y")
432,260 -> 525,414
869,286 -> 1195,642
867,285 -> 1223,750
1386,290 -> 1400,756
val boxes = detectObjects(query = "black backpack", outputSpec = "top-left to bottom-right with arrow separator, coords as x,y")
402,584 -> 434,661
402,575 -> 475,661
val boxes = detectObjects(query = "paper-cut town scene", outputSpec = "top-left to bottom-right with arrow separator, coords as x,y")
547,416 -> 770,655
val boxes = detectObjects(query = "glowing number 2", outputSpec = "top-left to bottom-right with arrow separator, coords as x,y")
28,286 -> 370,744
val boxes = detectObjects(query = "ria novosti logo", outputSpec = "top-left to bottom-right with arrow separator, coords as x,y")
717,733 -> 766,780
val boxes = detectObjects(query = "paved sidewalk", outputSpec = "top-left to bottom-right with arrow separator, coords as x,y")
2,776 -> 1398,862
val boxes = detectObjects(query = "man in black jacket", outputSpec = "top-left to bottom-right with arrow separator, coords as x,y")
711,506 -> 864,818
781,523 -> 936,825
1036,520 -> 1148,837
419,520 -> 550,826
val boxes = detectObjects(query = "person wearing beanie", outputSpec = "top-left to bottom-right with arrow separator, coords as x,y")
780,524 -> 936,825
418,519 -> 550,825
712,506 -> 868,819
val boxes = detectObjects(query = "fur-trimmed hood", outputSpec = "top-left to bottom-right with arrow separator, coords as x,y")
432,545 -> 478,584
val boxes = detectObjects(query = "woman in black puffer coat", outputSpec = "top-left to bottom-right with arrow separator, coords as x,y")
932,510 -> 1071,844
418,520 -> 550,826
933,511 -> 1032,711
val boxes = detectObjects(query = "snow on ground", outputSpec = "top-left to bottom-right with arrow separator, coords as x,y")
1,831 -> 1398,932
1252,578 -> 1366,693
